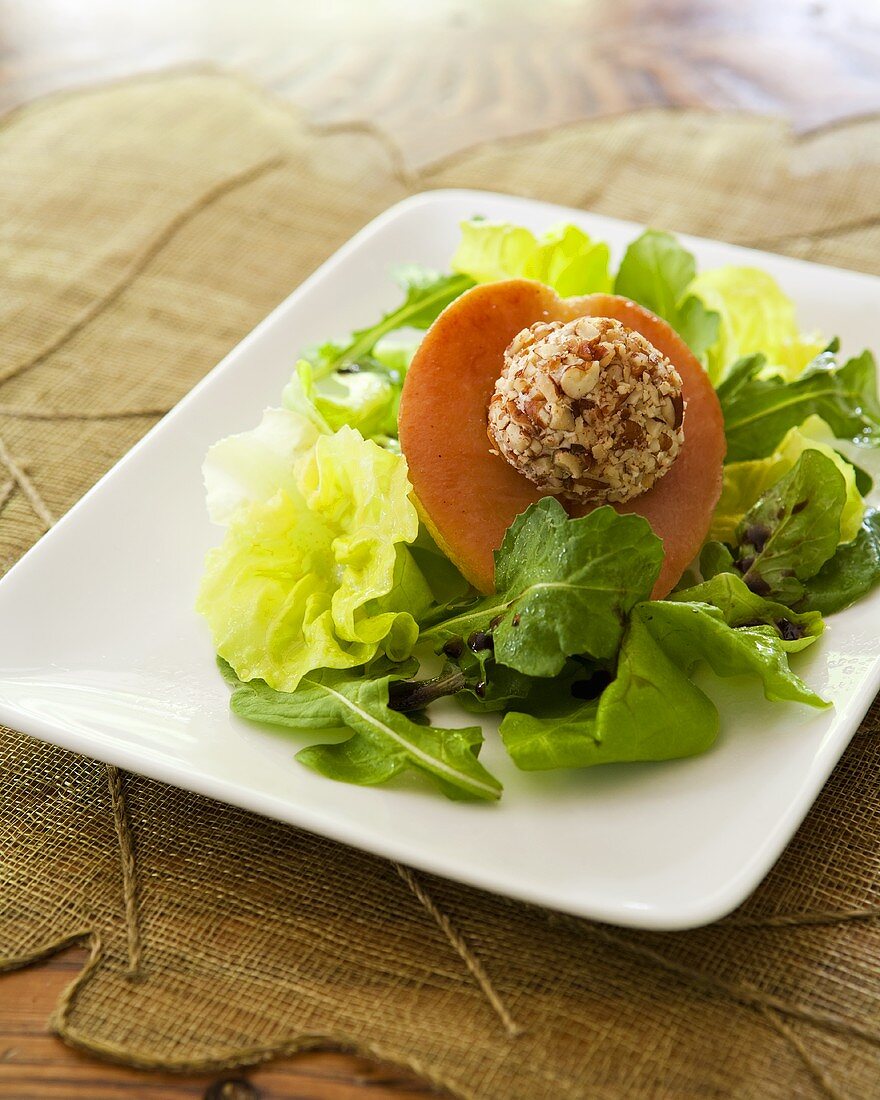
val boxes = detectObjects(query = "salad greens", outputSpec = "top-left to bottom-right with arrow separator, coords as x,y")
711,415 -> 863,545
719,347 -> 880,462
452,220 -> 612,295
198,214 -> 880,802
302,266 -> 472,379
224,659 -> 502,800
197,410 -> 430,692
688,266 -> 825,383
614,230 -> 719,361
420,499 -> 663,676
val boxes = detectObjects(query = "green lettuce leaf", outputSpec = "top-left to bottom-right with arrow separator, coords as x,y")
688,265 -> 825,383
732,449 -> 846,604
287,359 -> 401,442
226,662 -> 501,801
303,266 -> 473,378
420,498 -> 663,677
799,508 -> 880,615
500,589 -> 825,772
711,416 -> 864,544
670,572 -> 824,653
613,230 -> 719,359
451,219 -> 612,294
720,349 -> 880,462
197,415 -> 431,692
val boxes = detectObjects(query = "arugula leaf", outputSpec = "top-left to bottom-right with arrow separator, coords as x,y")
451,220 -> 612,294
670,572 -> 824,653
721,349 -> 880,462
714,353 -> 766,402
500,591 -> 825,773
420,499 -> 663,677
304,267 -> 473,378
799,509 -> 880,615
228,664 -> 501,801
733,450 -> 846,603
613,230 -> 719,359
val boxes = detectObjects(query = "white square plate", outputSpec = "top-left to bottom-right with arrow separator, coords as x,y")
2,190 -> 879,930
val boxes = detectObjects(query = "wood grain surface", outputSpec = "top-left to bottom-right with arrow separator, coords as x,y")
0,947 -> 434,1099
2,0 -> 880,1096
1,0 -> 879,168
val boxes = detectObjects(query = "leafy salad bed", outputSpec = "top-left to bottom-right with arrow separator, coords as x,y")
197,220 -> 880,802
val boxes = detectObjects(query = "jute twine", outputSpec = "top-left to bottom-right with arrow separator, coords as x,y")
2,71 -> 880,1099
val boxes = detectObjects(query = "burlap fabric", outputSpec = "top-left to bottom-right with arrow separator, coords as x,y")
2,71 -> 880,1099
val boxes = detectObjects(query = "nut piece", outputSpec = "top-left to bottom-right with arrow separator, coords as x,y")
486,316 -> 686,503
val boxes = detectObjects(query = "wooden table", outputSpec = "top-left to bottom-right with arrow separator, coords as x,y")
1,1 -> 879,1097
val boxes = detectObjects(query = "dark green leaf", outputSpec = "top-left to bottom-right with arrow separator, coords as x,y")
733,450 -> 846,603
420,499 -> 663,677
714,353 -> 766,402
228,665 -> 501,801
799,508 -> 880,615
306,269 -> 474,377
721,350 -> 880,461
613,230 -> 720,358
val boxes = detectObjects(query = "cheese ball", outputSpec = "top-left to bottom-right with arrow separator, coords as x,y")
487,316 -> 685,503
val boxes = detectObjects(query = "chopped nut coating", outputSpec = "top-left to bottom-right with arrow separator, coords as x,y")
487,316 -> 685,502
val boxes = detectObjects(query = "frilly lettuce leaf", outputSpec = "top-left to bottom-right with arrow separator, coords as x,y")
451,219 -> 612,295
203,405 -> 327,526
614,230 -> 720,360
198,413 -> 431,692
711,415 -> 864,545
687,265 -> 825,384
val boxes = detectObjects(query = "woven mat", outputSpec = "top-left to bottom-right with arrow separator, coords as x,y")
2,71 -> 880,1100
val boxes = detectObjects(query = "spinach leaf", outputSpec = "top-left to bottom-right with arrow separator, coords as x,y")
305,267 -> 473,378
420,499 -> 663,677
227,663 -> 501,801
799,509 -> 880,615
613,230 -> 719,359
732,450 -> 846,603
721,349 -> 880,462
